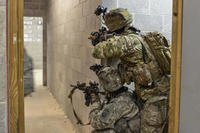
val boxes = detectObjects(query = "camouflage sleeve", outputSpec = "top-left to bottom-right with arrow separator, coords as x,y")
89,93 -> 139,130
92,36 -> 123,59
92,34 -> 142,60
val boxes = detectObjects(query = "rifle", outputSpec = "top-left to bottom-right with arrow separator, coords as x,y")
88,27 -> 116,46
69,81 -> 102,106
89,64 -> 104,74
68,81 -> 105,125
88,27 -> 107,46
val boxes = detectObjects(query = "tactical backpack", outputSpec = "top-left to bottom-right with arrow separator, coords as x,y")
140,32 -> 171,75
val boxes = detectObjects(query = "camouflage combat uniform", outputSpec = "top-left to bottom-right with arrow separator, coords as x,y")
92,31 -> 170,133
88,7 -> 170,133
90,92 -> 139,133
89,66 -> 140,133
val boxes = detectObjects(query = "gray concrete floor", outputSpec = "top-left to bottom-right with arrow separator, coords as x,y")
25,86 -> 76,133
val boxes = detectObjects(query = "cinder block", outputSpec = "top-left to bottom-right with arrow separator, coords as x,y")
0,0 -> 6,6
0,6 -> 6,45
72,20 -> 81,32
0,63 -> 7,102
150,0 -> 172,15
71,70 -> 83,82
79,17 -> 87,32
76,4 -> 83,19
86,15 -> 96,30
71,58 -> 82,73
83,0 -> 92,17
90,0 -> 102,12
102,0 -> 117,10
65,67 -> 73,83
118,0 -> 149,14
63,44 -> 70,56
57,12 -> 66,25
0,5 -> 6,102
0,6 -> 5,23
73,0 -> 80,7
56,24 -> 65,44
80,0 -> 87,4
163,15 -> 172,33
0,121 -> 6,133
0,103 -> 6,121
134,14 -> 163,31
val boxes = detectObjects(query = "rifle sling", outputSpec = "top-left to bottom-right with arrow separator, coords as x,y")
68,88 -> 90,126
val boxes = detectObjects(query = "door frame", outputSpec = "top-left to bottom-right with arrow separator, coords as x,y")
169,0 -> 183,132
7,0 -> 183,133
7,0 -> 24,133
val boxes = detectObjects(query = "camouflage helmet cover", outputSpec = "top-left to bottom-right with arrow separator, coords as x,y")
104,8 -> 133,32
97,66 -> 122,92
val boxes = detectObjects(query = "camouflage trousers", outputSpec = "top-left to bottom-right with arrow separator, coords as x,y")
89,92 -> 140,133
141,96 -> 168,133
92,96 -> 168,133
92,114 -> 140,133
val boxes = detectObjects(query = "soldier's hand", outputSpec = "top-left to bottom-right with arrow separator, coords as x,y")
90,93 -> 99,104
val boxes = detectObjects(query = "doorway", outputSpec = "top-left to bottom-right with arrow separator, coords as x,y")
24,17 -> 43,95
23,17 -> 75,133
7,0 -> 183,133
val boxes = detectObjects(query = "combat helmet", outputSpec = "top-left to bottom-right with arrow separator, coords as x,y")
94,5 -> 133,32
104,8 -> 133,32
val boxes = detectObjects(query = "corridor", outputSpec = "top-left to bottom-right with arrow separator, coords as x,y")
25,86 -> 76,133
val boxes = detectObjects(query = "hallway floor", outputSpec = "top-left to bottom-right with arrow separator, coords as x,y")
25,86 -> 76,133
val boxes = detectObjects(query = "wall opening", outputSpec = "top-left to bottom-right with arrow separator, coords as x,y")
24,17 -> 43,95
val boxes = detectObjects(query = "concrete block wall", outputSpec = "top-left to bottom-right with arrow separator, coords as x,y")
102,0 -> 172,41
24,0 -> 47,17
46,0 -> 101,132
0,0 -> 7,133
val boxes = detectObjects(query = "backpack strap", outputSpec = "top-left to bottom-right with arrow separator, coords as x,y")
141,41 -> 149,64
